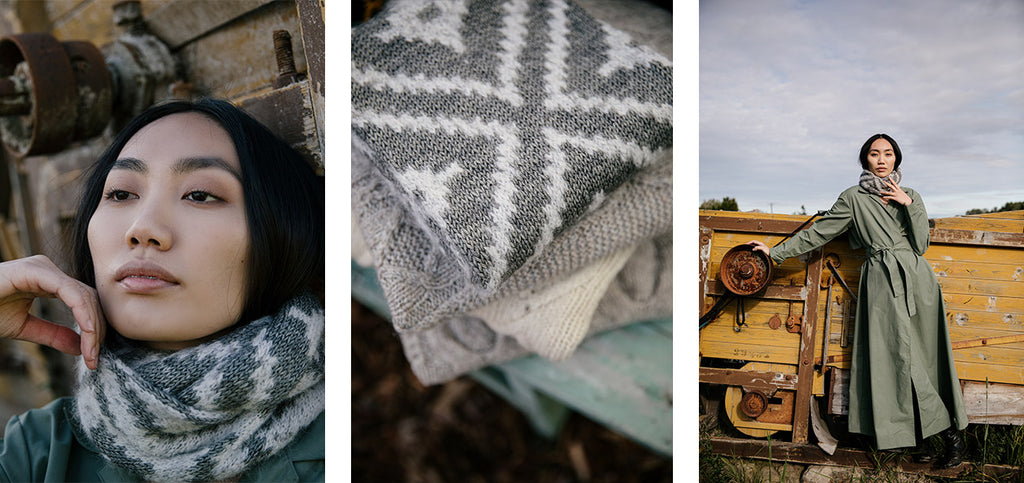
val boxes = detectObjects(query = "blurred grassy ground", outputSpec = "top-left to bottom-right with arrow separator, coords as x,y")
352,300 -> 672,483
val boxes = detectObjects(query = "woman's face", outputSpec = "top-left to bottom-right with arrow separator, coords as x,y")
866,138 -> 896,178
88,112 -> 250,350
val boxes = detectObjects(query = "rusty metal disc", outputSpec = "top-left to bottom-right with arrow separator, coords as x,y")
0,33 -> 77,157
719,244 -> 773,296
60,40 -> 113,141
740,391 -> 767,418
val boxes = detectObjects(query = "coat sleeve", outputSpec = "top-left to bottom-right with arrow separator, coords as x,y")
770,192 -> 854,264
904,188 -> 930,255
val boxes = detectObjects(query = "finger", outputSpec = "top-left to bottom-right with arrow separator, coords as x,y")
15,315 -> 83,357
16,258 -> 103,365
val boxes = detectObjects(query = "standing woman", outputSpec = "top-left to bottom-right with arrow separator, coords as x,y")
0,98 -> 325,481
748,134 -> 967,467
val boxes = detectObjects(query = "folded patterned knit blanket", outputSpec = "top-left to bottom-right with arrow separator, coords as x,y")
398,233 -> 672,385
351,0 -> 673,384
353,143 -> 672,383
351,0 -> 673,298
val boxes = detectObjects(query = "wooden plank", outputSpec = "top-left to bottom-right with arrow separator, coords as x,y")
952,333 -> 1024,350
957,362 -> 1024,386
49,1 -> 178,44
943,292 -> 1024,313
792,248 -> 823,443
954,346 -> 1024,373
958,210 -> 1024,220
699,226 -> 712,321
178,0 -> 305,100
147,0 -> 275,49
933,215 -> 1024,232
236,81 -> 321,168
700,215 -> 811,235
935,277 -> 1024,299
949,323 -> 1024,341
706,280 -> 808,301
929,260 -> 1024,283
928,244 -> 1024,265
295,0 -> 324,167
698,367 -> 799,392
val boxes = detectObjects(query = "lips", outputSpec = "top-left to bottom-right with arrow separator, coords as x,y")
114,261 -> 179,293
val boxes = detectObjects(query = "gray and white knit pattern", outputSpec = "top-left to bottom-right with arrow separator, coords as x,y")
352,0 -> 673,291
858,168 -> 903,197
353,141 -> 671,332
71,293 -> 325,482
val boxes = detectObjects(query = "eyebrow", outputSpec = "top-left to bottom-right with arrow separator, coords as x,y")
112,157 -> 242,181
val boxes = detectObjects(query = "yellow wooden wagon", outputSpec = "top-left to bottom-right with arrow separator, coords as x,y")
699,209 -> 1024,447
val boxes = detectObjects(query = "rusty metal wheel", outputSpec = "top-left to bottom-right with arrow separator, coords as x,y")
722,362 -> 797,438
719,244 -> 773,296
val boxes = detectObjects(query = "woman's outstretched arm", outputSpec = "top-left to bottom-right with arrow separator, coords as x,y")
0,255 -> 104,370
749,193 -> 854,264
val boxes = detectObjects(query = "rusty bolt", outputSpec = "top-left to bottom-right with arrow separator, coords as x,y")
113,1 -> 143,30
740,391 -> 767,418
273,30 -> 298,88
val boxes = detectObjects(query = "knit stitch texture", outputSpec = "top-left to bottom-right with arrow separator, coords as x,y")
473,243 -> 635,360
352,0 -> 672,291
352,143 -> 671,333
70,293 -> 325,482
399,232 -> 672,385
858,168 -> 903,197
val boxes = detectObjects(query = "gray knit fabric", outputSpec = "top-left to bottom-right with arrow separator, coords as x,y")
352,0 -> 672,291
858,168 -> 903,197
71,294 -> 325,482
400,232 -> 672,385
352,141 -> 671,333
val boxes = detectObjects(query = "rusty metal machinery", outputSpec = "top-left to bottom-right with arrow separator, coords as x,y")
0,1 -> 177,157
723,362 -> 797,438
0,34 -> 112,157
719,244 -> 773,296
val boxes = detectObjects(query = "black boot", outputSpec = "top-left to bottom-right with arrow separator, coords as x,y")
936,427 -> 964,469
911,437 -> 937,463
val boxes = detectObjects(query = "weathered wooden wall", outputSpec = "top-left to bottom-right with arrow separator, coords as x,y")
0,0 -> 324,431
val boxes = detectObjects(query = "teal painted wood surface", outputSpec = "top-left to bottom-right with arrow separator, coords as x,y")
351,260 -> 673,456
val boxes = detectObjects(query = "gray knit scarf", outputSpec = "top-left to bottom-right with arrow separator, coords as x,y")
859,168 -> 902,197
70,293 -> 325,482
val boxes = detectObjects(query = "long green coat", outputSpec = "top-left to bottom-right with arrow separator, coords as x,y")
771,185 -> 968,450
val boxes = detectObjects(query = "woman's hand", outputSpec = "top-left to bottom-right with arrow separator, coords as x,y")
0,255 -> 105,370
747,240 -> 770,257
880,178 -> 913,206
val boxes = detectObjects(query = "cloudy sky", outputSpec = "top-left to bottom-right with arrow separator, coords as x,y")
698,0 -> 1024,218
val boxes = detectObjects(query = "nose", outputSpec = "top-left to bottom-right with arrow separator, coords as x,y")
124,201 -> 173,250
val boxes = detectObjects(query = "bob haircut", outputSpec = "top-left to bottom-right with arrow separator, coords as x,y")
70,98 -> 325,324
858,133 -> 902,171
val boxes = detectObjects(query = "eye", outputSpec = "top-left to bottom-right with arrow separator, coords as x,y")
184,191 -> 221,203
103,189 -> 136,201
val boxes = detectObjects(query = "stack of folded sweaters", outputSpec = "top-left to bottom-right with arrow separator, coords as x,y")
351,0 -> 673,385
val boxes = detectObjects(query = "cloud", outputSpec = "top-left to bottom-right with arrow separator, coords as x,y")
699,0 -> 1024,218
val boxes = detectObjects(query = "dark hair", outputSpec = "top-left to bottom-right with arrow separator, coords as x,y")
70,98 -> 325,323
858,133 -> 902,170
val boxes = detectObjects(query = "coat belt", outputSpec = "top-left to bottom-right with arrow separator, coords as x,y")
866,246 -> 917,317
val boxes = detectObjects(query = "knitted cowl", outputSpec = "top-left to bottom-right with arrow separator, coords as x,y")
859,167 -> 903,197
70,292 -> 325,482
